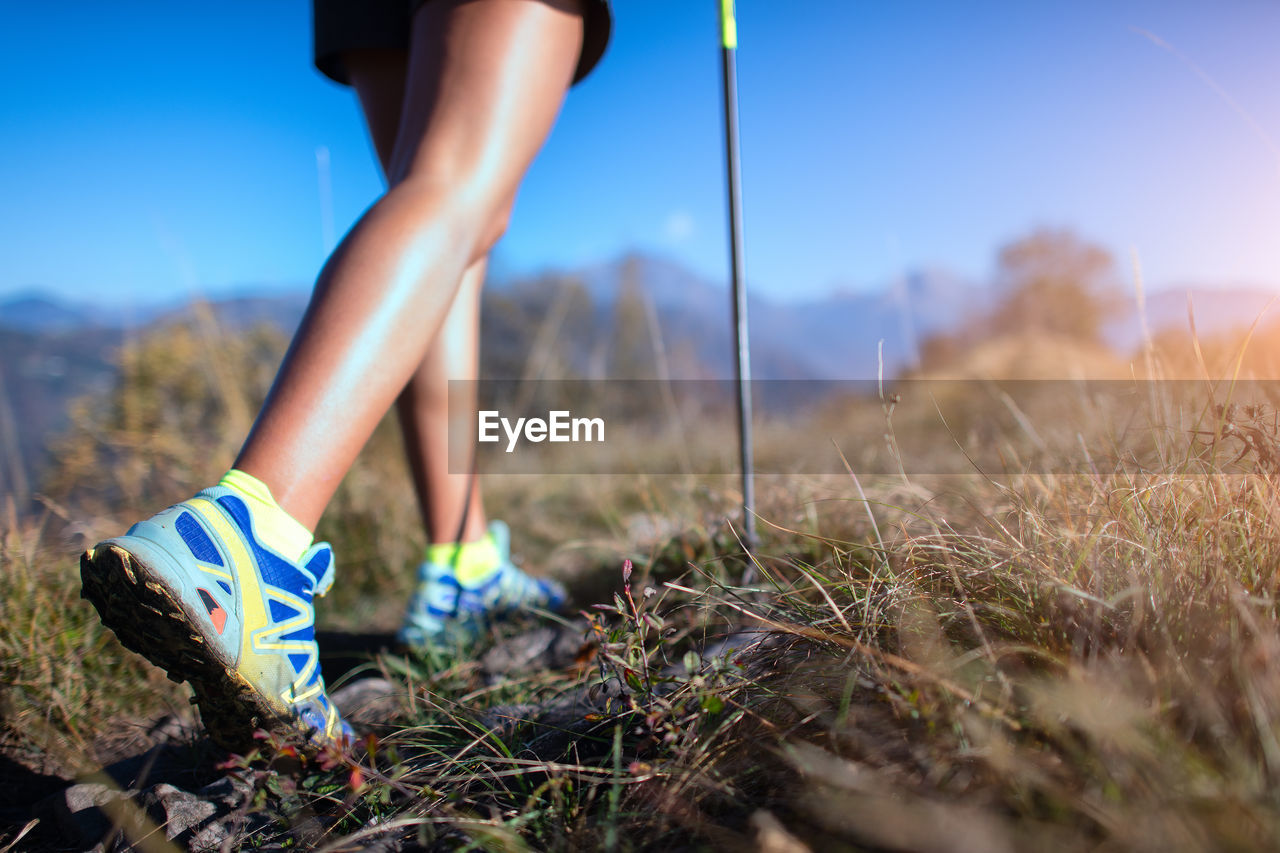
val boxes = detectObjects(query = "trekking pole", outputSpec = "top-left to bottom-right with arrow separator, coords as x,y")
717,0 -> 758,560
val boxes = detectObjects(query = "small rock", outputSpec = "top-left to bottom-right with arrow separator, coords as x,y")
470,686 -> 626,763
140,782 -> 217,840
752,810 -> 812,853
482,628 -> 556,675
474,703 -> 542,740
331,677 -> 401,725
187,823 -> 233,852
182,773 -> 256,850
186,809 -> 263,853
585,675 -> 630,705
197,772 -> 254,807
146,714 -> 196,744
690,630 -> 775,672
33,781 -> 136,848
97,715 -> 207,793
188,810 -> 279,852
502,683 -> 638,762
481,620 -> 592,677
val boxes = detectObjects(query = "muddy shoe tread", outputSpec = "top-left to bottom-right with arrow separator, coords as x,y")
79,544 -> 289,752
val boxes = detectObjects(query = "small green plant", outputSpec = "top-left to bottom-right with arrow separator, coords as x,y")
585,559 -> 746,756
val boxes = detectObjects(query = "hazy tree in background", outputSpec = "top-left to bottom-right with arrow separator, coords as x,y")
988,228 -> 1117,342
608,255 -> 658,379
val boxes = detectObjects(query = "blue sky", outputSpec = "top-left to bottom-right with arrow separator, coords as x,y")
1,0 -> 1277,307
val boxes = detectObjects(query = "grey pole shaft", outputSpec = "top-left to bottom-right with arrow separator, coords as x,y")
718,1 -> 757,552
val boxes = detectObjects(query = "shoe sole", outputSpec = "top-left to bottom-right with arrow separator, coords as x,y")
80,543 -> 292,752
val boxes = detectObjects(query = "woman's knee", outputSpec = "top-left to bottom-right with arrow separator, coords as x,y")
379,172 -> 513,265
477,200 -> 512,257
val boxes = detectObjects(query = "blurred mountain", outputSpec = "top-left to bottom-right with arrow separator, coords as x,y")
3,258 -> 1277,502
0,324 -> 125,502
562,254 -> 988,379
765,268 -> 990,378
0,290 -> 310,335
0,289 -> 310,501
0,291 -> 112,333
147,293 -> 310,333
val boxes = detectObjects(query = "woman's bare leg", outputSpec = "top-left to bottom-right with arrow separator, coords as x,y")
395,267 -> 489,545
234,0 -> 583,530
346,48 -> 490,546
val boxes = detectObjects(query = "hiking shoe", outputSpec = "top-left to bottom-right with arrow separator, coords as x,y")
80,486 -> 353,751
397,520 -> 568,648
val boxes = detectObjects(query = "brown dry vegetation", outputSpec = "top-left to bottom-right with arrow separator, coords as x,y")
6,307 -> 1280,850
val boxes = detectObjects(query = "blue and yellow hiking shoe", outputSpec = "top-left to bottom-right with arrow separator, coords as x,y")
79,486 -> 352,752
397,520 -> 568,648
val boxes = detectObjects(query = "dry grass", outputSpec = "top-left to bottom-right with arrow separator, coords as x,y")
7,315 -> 1280,850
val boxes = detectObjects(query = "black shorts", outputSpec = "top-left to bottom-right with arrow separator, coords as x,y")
313,0 -> 612,87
